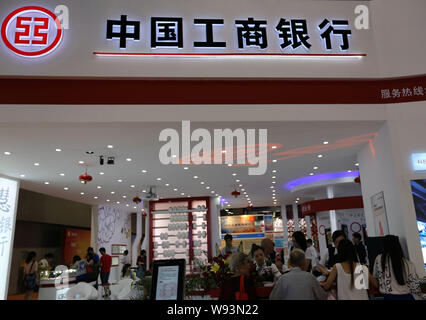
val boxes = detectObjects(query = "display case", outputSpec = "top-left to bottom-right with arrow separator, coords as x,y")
38,268 -> 77,300
149,197 -> 211,273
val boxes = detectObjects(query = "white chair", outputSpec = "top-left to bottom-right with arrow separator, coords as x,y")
66,282 -> 99,300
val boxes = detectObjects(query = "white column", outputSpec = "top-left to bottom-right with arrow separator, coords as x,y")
292,203 -> 300,231
132,211 -> 142,267
209,197 -> 221,256
305,215 -> 312,239
141,201 -> 150,266
280,204 -> 288,259
327,186 -> 338,233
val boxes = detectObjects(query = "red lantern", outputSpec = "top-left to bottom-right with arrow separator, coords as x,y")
79,171 -> 93,184
231,189 -> 240,198
142,211 -> 147,217
354,176 -> 361,184
133,196 -> 142,204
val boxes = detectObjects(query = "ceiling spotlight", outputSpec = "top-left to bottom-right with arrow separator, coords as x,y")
165,183 -> 169,186
206,187 -> 210,189
200,182 -> 205,185
97,186 -> 102,189
122,196 -> 127,198
313,167 -> 318,170
272,181 -> 276,184
44,182 -> 50,185
34,163 -> 40,166
232,173 -> 237,176
116,201 -> 120,204
20,174 -> 25,178
181,193 -> 185,196
183,167 -> 189,170
142,170 -> 147,173
239,184 -> 243,187
106,199 -> 110,202
215,194 -> 219,196
107,145 -> 113,149
211,191 -> 215,194
310,173 -> 314,176
347,170 -> 352,172
222,150 -> 226,153
355,163 -> 359,166
270,186 -> 274,189
272,146 -> 277,149
64,187 -> 69,190
111,191 -> 115,194
228,164 -> 232,167
193,176 -> 198,179
94,196 -> 98,199
272,170 -> 277,173
117,179 -> 122,182
126,158 -> 132,162
134,206 -> 137,209
126,204 -> 129,207
55,148 -> 62,152
130,185 -> 135,188
272,160 -> 277,163
236,180 -> 240,183
156,178 -> 162,181
241,188 -> 245,191
323,141 -> 329,145
318,155 -> 323,158
80,192 -> 85,195
99,172 -> 104,175
272,176 -> 276,179
59,173 -> 65,176
172,155 -> 177,158
173,188 -> 178,191
4,151 -> 11,155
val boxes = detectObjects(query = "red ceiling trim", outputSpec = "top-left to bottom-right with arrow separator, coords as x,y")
0,74 -> 425,105
301,196 -> 364,216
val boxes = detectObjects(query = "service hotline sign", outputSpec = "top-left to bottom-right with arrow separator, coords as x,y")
1,6 -> 63,58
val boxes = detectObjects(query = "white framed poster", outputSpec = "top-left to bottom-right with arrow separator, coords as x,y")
0,175 -> 20,300
371,191 -> 389,236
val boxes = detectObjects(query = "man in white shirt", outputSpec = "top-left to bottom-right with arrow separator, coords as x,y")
220,234 -> 239,256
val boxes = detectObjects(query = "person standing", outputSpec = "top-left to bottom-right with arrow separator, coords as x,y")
220,234 -> 239,256
352,232 -> 368,265
260,238 -> 276,264
99,248 -> 112,297
23,251 -> 38,300
321,240 -> 377,300
86,247 -> 100,288
269,249 -> 327,300
136,250 -> 147,278
373,235 -> 423,300
317,230 -> 346,276
39,253 -> 54,273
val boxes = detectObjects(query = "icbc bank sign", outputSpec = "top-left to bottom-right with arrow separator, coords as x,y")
1,6 -> 63,58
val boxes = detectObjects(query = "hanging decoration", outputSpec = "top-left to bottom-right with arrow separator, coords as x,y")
79,169 -> 93,184
231,187 -> 240,198
133,196 -> 142,204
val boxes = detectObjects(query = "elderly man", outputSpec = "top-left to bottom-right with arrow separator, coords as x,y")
269,249 -> 327,300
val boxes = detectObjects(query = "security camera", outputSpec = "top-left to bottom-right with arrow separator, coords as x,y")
107,157 -> 115,165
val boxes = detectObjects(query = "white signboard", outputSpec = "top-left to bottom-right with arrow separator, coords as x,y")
371,191 -> 389,237
412,153 -> 426,171
0,175 -> 19,300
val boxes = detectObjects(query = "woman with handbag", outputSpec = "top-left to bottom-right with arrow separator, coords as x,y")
219,252 -> 258,300
23,251 -> 39,300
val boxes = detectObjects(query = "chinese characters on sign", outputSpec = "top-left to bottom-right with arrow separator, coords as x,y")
106,16 -> 352,51
0,177 -> 19,300
381,86 -> 425,100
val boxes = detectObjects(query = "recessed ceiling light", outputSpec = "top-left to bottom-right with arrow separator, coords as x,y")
80,181 -> 85,184
183,167 -> 189,170
244,192 -> 247,194
272,181 -> 276,184
107,145 -> 113,149
123,196 -> 127,198
55,148 -> 62,152
211,191 -> 215,194
64,187 -> 69,190
34,163 -> 40,166
111,191 -> 115,194
313,166 -> 318,170
20,174 -> 25,178
296,198 -> 300,201
78,161 -> 84,164
200,182 -> 205,185
272,176 -> 276,179
272,146 -> 277,149
228,164 -> 232,167
106,199 -> 110,202
270,186 -> 274,189
141,170 -> 147,173
222,150 -> 226,153
99,172 -> 104,175
173,188 -> 178,191
227,204 -> 231,207
295,200 -> 299,203
206,187 -> 210,189
130,185 -> 135,188
172,155 -> 177,158
4,151 -> 11,155
97,186 -> 102,189
156,178 -> 162,181
232,173 -> 237,176
94,196 -> 98,199
348,170 -> 352,172
80,192 -> 85,195
235,180 -> 240,183
117,179 -> 122,182
44,182 -> 50,185
59,173 -> 65,176
238,184 -> 243,187
355,163 -> 359,166
126,158 -> 132,162
142,190 -> 146,193
323,141 -> 329,145
193,176 -> 198,179
310,173 -> 314,176
116,201 -> 120,204
165,183 -> 170,186
126,204 -> 129,207
241,188 -> 245,191
215,194 -> 219,196
318,155 -> 323,158
181,193 -> 185,196
272,170 -> 277,173
134,206 -> 137,209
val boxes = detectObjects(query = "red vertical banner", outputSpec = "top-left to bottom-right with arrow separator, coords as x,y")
62,228 -> 91,266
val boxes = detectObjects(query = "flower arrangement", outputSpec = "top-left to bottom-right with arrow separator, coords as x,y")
249,262 -> 274,286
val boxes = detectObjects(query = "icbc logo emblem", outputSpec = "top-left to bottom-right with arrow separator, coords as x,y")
1,6 -> 63,58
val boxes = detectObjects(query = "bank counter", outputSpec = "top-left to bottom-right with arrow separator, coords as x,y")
38,269 -> 77,300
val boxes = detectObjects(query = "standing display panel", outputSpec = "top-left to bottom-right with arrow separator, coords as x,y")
149,197 -> 211,273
